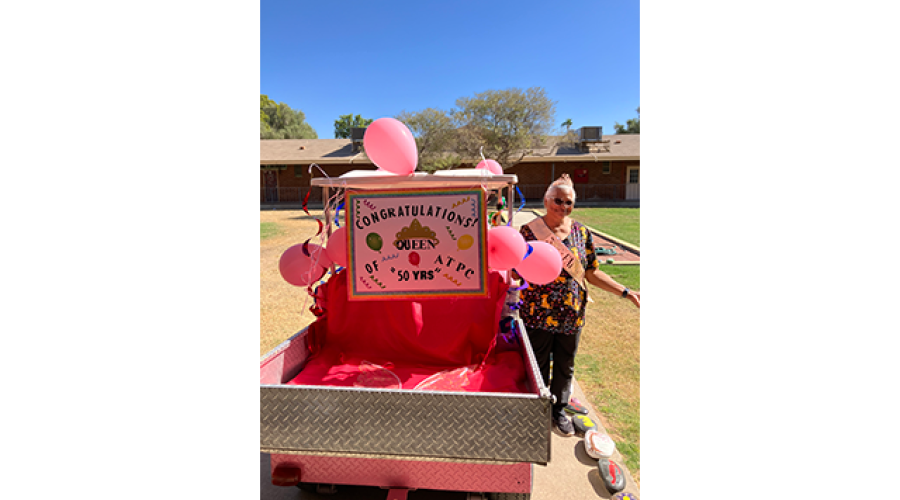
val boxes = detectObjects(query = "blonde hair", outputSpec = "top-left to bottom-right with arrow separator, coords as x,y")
544,174 -> 576,201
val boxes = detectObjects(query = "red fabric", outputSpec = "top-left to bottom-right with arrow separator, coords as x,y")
315,270 -> 507,367
286,270 -> 530,393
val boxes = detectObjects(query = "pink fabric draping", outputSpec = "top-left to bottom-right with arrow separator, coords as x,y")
286,270 -> 530,394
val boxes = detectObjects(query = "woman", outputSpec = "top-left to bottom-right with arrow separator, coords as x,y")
517,174 -> 640,436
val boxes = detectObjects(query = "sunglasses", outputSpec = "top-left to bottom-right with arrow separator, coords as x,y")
553,198 -> 574,207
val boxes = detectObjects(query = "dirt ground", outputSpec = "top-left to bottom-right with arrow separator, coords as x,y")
260,209 -> 330,356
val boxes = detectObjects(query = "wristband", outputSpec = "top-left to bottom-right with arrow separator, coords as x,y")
621,288 -> 629,298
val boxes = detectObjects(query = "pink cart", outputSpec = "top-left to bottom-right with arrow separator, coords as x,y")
261,173 -> 552,499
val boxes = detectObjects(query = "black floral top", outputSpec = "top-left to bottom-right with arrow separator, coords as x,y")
519,220 -> 599,335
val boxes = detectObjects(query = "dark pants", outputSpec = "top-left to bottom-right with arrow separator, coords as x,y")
527,327 -> 581,417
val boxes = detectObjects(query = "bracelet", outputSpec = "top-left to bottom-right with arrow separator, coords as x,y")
621,288 -> 629,298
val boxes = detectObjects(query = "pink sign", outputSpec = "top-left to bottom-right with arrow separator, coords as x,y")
346,187 -> 488,300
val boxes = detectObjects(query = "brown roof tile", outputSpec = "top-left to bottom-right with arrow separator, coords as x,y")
259,134 -> 639,165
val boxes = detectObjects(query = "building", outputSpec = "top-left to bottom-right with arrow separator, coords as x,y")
261,130 -> 639,207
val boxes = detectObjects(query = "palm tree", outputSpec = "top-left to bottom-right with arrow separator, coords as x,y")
561,118 -> 573,132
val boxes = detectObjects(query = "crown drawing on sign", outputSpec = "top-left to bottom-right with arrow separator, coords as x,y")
395,219 -> 438,243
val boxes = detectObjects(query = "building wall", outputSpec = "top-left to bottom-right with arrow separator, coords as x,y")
260,165 -> 369,189
505,160 -> 640,201
261,160 -> 637,203
261,164 -> 379,203
507,160 -> 640,184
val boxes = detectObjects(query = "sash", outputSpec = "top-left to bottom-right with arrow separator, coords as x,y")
526,218 -> 589,295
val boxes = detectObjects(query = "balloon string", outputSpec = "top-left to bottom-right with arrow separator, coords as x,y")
300,191 -> 324,236
477,147 -> 492,199
509,185 -> 526,226
302,189 -> 311,215
311,163 -> 344,232
304,162 -> 345,239
325,188 -> 344,231
335,201 -> 345,227
299,162 -> 337,302
307,163 -> 328,177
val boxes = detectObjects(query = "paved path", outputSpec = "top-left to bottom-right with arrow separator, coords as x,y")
260,379 -> 639,499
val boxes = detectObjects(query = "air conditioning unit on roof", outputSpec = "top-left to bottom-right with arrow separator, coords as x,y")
351,127 -> 367,141
578,126 -> 602,143
351,127 -> 367,152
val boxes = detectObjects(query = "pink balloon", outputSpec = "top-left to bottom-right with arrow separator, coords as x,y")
476,159 -> 503,175
325,227 -> 348,268
487,225 -> 527,271
308,242 -> 332,269
279,243 -> 327,287
514,241 -> 562,285
363,117 -> 418,175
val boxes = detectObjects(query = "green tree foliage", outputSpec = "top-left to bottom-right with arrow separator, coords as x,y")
614,107 -> 640,134
260,95 -> 318,139
396,108 -> 459,172
261,94 -> 275,127
452,87 -> 556,168
333,114 -> 374,139
391,87 -> 556,171
561,118 -> 573,132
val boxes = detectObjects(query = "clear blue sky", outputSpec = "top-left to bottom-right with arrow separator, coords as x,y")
261,0 -> 639,139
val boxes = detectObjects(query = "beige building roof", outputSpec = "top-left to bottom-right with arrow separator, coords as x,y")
260,134 -> 639,165
260,139 -> 371,165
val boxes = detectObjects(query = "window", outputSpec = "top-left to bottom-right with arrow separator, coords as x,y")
629,169 -> 639,183
602,161 -> 611,174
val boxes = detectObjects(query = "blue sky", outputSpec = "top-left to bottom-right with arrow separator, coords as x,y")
261,0 -> 639,139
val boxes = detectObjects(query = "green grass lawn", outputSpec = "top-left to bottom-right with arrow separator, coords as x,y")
260,222 -> 281,240
575,347 -> 640,477
572,207 -> 640,247
576,287 -> 641,483
567,207 -> 641,483
599,263 -> 640,290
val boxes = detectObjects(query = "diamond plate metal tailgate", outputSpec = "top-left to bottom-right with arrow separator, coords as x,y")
261,320 -> 552,464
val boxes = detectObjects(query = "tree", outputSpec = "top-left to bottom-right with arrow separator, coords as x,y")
561,118 -> 573,132
452,87 -> 556,169
614,107 -> 640,134
395,108 -> 460,172
261,94 -> 276,129
333,114 -> 374,139
260,95 -> 318,139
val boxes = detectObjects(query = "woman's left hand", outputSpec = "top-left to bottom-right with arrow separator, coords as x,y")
628,291 -> 640,308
